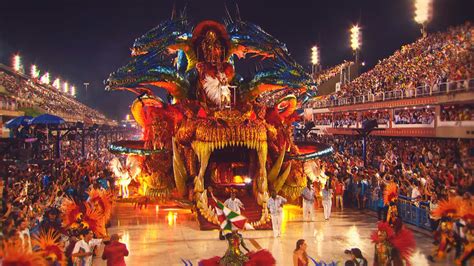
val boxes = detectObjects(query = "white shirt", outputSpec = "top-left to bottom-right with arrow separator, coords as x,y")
224,198 -> 244,214
72,238 -> 103,266
411,187 -> 421,200
301,187 -> 315,203
267,196 -> 287,215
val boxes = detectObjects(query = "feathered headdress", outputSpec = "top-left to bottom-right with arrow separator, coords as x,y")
81,204 -> 107,238
33,229 -> 66,266
431,196 -> 464,220
61,197 -> 107,237
371,221 -> 394,242
383,182 -> 398,205
60,197 -> 83,229
0,242 -> 47,266
87,188 -> 113,222
371,222 -> 416,266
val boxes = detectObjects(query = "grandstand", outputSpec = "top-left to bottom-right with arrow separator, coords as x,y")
0,62 -> 115,135
304,22 -> 474,139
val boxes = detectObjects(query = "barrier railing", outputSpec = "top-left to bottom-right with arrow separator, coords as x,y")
307,78 -> 474,109
364,194 -> 432,231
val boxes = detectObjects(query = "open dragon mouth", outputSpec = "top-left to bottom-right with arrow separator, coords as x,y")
191,110 -> 272,228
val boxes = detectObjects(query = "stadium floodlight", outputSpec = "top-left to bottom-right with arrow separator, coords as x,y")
70,86 -> 76,97
311,46 -> 320,66
350,25 -> 361,51
40,72 -> 50,84
414,0 -> 432,37
63,82 -> 69,93
53,78 -> 61,89
13,54 -> 22,72
31,65 -> 40,79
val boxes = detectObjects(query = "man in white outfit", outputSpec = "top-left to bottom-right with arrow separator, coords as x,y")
224,191 -> 245,214
301,180 -> 316,221
72,229 -> 104,266
322,183 -> 333,221
267,191 -> 287,237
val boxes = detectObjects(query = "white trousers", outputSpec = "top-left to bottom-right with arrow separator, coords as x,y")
302,200 -> 315,221
322,200 -> 332,220
271,213 -> 283,237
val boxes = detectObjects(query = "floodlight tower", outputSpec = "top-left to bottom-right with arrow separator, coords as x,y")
12,55 -> 22,72
31,65 -> 40,78
414,0 -> 433,37
350,25 -> 362,76
311,46 -> 320,78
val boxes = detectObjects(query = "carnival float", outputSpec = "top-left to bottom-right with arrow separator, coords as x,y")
106,10 -> 332,230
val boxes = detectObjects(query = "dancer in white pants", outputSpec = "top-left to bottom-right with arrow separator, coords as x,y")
321,184 -> 333,220
267,191 -> 287,238
301,181 -> 316,221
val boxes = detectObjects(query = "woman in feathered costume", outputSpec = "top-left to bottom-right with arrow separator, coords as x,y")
384,182 -> 401,230
371,221 -> 416,266
428,196 -> 463,262
455,203 -> 474,266
33,229 -> 66,266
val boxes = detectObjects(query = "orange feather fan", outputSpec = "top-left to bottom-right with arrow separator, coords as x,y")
60,197 -> 83,229
383,182 -> 398,205
33,229 -> 66,266
81,204 -> 107,238
0,241 -> 47,266
431,196 -> 464,220
87,188 -> 113,222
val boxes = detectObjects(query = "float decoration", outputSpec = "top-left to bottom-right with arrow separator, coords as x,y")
106,9 -> 331,229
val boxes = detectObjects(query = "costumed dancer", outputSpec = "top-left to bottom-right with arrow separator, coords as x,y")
384,182 -> 402,231
455,203 -> 474,266
371,221 -> 416,266
199,199 -> 276,266
428,196 -> 463,263
268,191 -> 287,238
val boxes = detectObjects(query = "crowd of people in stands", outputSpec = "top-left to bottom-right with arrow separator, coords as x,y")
314,61 -> 353,84
0,70 -> 109,124
308,23 -> 473,108
333,112 -> 357,128
441,104 -> 474,121
313,113 -> 333,125
361,110 -> 390,125
394,107 -> 436,125
313,135 -> 472,211
0,130 -> 123,265
311,107 -> 438,127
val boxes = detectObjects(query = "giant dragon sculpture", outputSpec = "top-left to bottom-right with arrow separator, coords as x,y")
106,11 -> 332,229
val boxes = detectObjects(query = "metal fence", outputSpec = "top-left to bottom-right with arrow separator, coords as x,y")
307,79 -> 474,109
365,194 -> 432,231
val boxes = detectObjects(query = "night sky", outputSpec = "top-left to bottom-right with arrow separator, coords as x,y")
1,0 -> 472,120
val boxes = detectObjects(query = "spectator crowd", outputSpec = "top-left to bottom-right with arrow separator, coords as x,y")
394,107 -> 435,125
0,70 -> 110,124
441,104 -> 474,121
312,135 -> 473,213
0,129 -> 125,265
307,22 -> 473,108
